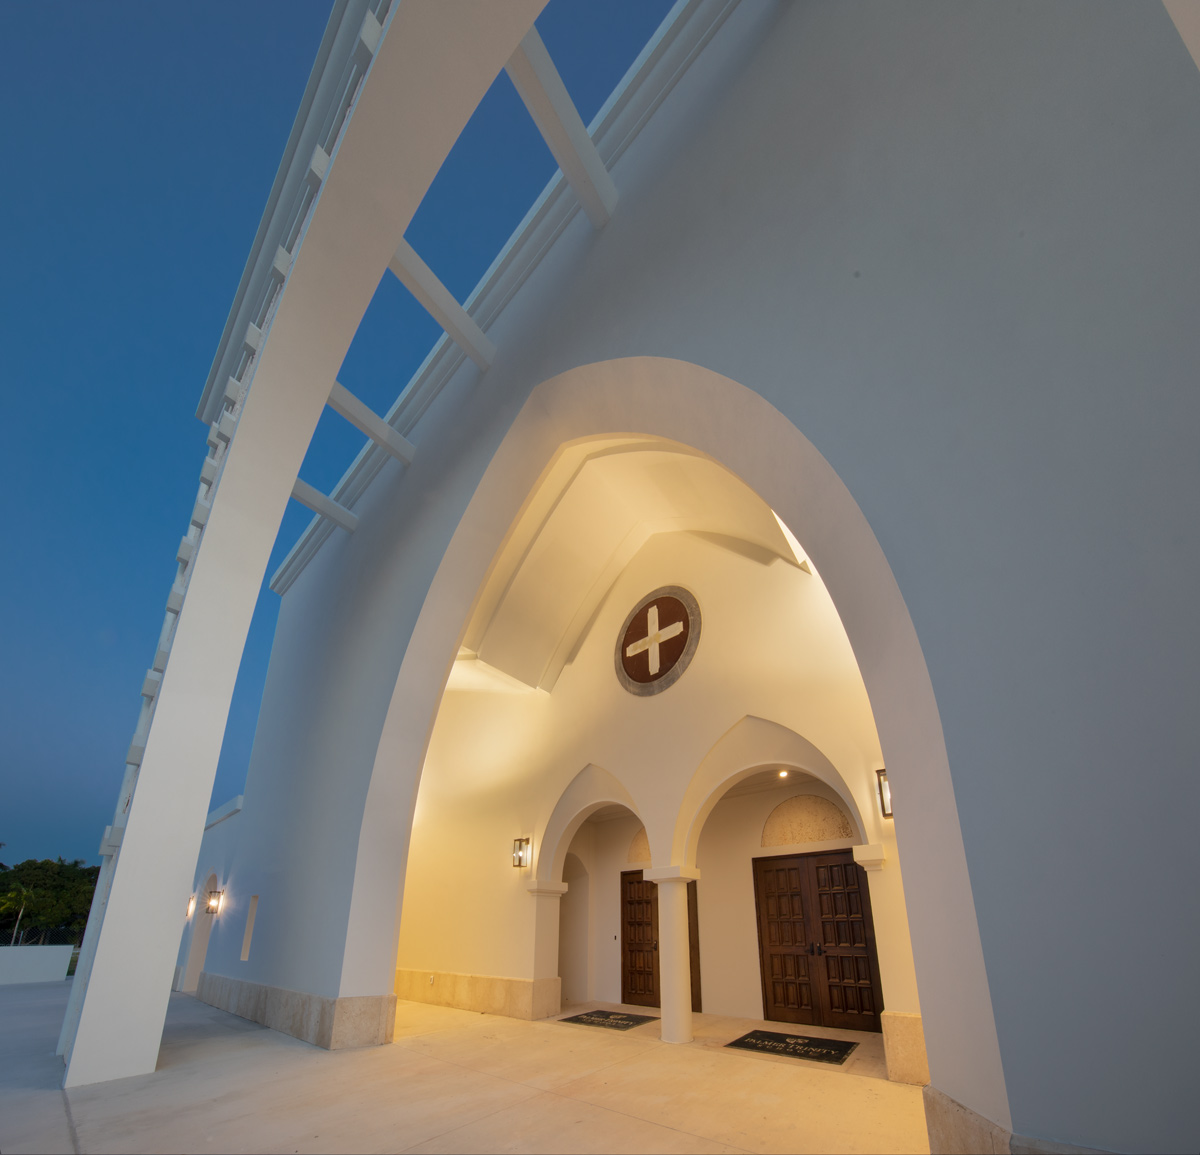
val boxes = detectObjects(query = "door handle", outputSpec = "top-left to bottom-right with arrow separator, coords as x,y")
652,941 -> 658,950
816,944 -> 823,956
807,943 -> 815,955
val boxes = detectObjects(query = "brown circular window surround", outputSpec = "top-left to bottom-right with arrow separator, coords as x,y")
614,586 -> 701,696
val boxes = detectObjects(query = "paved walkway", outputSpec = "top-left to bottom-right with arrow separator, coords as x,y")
0,982 -> 928,1154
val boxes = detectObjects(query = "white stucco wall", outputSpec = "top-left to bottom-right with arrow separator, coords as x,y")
0,946 -> 73,985
193,4 -> 1200,1151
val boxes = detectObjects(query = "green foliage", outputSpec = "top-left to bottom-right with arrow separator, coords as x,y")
0,858 -> 100,942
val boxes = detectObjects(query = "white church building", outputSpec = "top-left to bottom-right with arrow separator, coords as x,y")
54,3 -> 1200,1153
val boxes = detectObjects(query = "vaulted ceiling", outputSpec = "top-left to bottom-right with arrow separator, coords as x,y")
448,438 -> 807,693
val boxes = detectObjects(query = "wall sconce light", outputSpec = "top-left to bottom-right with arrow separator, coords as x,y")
206,890 -> 224,915
777,769 -> 789,778
187,895 -> 196,918
512,837 -> 531,869
876,769 -> 893,818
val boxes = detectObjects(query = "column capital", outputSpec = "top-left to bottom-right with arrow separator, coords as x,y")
853,843 -> 886,871
526,881 -> 569,897
643,865 -> 700,883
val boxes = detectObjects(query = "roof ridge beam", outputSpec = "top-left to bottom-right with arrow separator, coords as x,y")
290,478 -> 358,534
505,28 -> 618,228
388,239 -> 496,370
327,381 -> 415,465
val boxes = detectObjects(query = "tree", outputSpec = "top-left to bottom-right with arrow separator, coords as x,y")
0,858 -> 100,944
0,882 -> 36,944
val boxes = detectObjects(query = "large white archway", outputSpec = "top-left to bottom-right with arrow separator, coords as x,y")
349,356 -> 1009,1129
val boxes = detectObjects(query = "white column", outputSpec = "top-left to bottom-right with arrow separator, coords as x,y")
644,866 -> 699,1044
61,0 -> 548,1089
528,881 -> 568,1019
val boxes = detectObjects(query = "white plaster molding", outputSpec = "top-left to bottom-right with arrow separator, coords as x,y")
853,843 -> 886,872
204,795 -> 244,830
643,865 -> 701,883
526,882 -> 569,897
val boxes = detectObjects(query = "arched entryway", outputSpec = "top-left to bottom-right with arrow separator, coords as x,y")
367,357 -> 1007,1129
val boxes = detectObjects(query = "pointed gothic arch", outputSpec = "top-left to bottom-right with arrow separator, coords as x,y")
347,355 -> 1008,1128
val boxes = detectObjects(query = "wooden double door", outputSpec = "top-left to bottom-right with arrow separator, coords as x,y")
752,851 -> 884,1032
620,870 -> 701,1011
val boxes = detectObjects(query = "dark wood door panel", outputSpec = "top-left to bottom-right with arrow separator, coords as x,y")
620,871 -> 702,1011
753,850 -> 884,1032
752,858 -> 817,1025
807,852 -> 884,1032
621,871 -> 659,1007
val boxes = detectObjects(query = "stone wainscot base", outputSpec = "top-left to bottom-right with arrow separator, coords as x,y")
196,972 -> 396,1049
880,1010 -> 930,1085
925,1086 -> 1113,1155
395,968 -> 561,1021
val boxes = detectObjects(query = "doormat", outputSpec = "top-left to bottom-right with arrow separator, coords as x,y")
725,1029 -> 858,1064
559,1009 -> 658,1031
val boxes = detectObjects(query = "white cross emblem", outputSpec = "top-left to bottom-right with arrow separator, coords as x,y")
624,603 -> 684,676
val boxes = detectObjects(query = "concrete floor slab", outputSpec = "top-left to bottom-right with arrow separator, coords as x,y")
0,983 -> 927,1154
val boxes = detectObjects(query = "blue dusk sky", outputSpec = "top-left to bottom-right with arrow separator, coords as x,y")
0,2 -> 673,867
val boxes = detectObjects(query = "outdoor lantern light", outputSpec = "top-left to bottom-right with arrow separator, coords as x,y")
778,769 -> 789,778
876,768 -> 893,818
206,890 -> 224,914
512,837 -> 531,868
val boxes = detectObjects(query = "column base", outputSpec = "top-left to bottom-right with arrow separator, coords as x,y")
881,1010 -> 929,1084
196,972 -> 395,1049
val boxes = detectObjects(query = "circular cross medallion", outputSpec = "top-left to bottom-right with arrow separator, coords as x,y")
615,586 -> 701,696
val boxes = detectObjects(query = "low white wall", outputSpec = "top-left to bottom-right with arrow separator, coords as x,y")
0,945 -> 73,985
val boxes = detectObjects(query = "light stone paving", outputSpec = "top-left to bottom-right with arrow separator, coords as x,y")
1,982 -> 928,1154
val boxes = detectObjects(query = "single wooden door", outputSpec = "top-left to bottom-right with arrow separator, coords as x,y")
752,851 -> 884,1032
751,857 -> 819,1025
621,870 -> 660,1006
806,851 -> 884,1031
621,871 -> 703,1010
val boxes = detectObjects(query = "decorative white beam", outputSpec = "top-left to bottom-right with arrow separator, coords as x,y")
505,28 -> 618,229
388,239 -> 495,370
327,381 -> 415,465
290,479 -> 358,534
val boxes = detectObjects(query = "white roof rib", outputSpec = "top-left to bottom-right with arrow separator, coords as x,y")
269,0 -> 741,596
